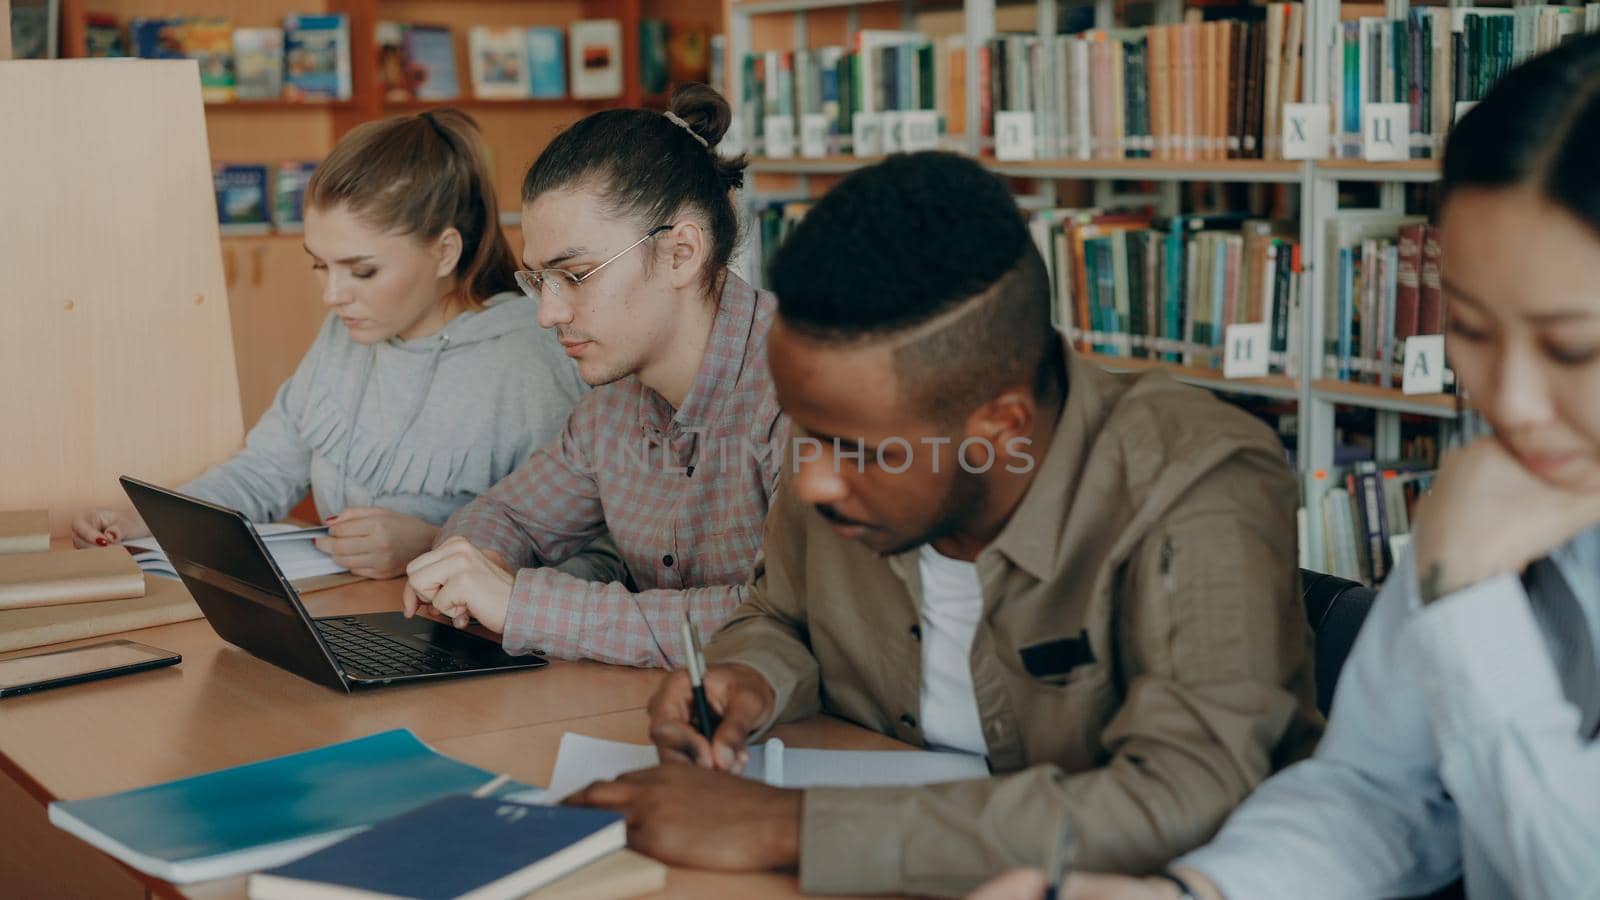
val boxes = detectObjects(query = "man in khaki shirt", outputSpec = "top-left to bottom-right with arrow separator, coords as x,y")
569,152 -> 1321,896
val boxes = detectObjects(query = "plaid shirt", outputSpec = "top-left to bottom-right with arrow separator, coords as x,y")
439,274 -> 787,667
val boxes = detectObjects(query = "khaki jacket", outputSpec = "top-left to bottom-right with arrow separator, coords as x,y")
705,346 -> 1322,896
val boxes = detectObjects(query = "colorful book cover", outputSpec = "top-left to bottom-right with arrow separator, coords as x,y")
666,21 -> 712,84
404,24 -> 460,101
273,161 -> 318,231
284,13 -> 351,102
130,17 -> 184,60
469,26 -> 531,99
183,18 -> 236,103
249,796 -> 624,900
85,13 -> 126,58
640,19 -> 669,94
234,27 -> 285,101
48,730 -> 518,884
213,164 -> 270,234
9,0 -> 57,59
569,19 -> 623,99
526,27 -> 567,98
376,21 -> 420,102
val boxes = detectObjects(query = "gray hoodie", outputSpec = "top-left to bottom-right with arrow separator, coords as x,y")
182,292 -> 586,525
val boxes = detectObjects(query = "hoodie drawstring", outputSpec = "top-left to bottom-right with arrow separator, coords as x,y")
336,333 -> 450,513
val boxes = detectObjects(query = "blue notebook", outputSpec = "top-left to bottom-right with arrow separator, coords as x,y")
248,796 -> 625,900
49,729 -> 521,884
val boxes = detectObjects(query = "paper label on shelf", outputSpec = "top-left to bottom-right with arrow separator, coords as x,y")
1361,103 -> 1411,162
880,111 -> 905,154
1223,323 -> 1271,378
764,115 -> 796,159
1402,334 -> 1446,395
799,114 -> 830,159
901,110 -> 940,152
1454,100 -> 1478,124
852,112 -> 883,158
1282,103 -> 1330,160
994,111 -> 1036,161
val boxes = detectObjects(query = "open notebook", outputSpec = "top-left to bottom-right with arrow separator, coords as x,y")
532,733 -> 991,805
124,523 -> 348,584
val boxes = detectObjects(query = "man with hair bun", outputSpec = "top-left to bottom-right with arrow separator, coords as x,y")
403,85 -> 791,671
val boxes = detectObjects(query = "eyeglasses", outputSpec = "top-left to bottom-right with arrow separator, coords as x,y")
515,224 -> 674,303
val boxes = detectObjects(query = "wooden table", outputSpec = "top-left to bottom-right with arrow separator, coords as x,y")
0,578 -> 902,899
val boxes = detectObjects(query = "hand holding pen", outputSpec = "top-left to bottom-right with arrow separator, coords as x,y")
679,610 -> 722,742
643,612 -> 777,772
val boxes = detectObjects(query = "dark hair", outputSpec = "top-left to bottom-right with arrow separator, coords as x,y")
1443,31 -> 1600,235
307,108 -> 519,310
521,84 -> 749,295
770,151 -> 1062,424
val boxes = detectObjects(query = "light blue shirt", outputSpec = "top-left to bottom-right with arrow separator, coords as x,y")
1180,527 -> 1600,899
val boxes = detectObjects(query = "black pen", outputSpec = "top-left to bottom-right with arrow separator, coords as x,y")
679,610 -> 721,742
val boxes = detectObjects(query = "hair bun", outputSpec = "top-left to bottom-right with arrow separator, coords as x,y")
666,83 -> 732,149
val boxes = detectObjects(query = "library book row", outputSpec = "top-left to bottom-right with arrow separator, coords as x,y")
755,198 -> 1450,395
69,13 -> 723,105
735,4 -> 1600,163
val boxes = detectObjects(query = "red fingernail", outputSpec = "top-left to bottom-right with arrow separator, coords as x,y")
96,537 -> 108,546
326,515 -> 339,522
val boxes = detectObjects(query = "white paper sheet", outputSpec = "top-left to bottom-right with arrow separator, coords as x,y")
539,733 -> 988,804
123,523 -> 345,582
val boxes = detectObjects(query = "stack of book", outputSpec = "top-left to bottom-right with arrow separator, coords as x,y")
213,162 -> 320,235
113,14 -> 351,102
1032,210 -> 1303,373
0,509 -> 145,613
1305,461 -> 1434,584
1329,4 -> 1600,158
742,29 -> 956,156
984,4 -> 1307,161
1321,213 -> 1450,389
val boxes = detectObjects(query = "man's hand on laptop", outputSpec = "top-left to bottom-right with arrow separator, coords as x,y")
402,536 -> 513,633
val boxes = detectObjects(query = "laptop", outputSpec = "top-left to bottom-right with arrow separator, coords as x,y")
121,476 -> 547,691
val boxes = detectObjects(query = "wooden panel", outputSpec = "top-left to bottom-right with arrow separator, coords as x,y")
0,60 -> 245,536
0,770 -> 145,900
219,234 -> 327,426
205,107 -> 335,164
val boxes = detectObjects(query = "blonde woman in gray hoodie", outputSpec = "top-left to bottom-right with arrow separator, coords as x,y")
72,109 -> 588,579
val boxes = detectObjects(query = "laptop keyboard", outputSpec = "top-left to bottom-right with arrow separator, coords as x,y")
315,617 -> 471,677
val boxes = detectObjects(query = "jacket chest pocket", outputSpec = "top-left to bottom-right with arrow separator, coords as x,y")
1010,633 -> 1115,771
1019,630 -> 1097,685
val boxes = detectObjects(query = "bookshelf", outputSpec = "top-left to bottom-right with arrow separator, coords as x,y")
724,0 -> 1543,579
726,0 -> 1472,477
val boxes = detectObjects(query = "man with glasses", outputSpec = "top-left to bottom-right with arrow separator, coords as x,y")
400,101 -> 786,668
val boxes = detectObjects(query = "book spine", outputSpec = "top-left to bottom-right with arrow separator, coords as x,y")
1355,464 -> 1391,583
1419,224 -> 1445,334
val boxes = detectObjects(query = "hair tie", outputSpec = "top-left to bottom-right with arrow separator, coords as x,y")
664,110 -> 710,149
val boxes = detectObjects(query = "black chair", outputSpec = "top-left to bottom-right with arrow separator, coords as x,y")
1299,568 -> 1377,716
